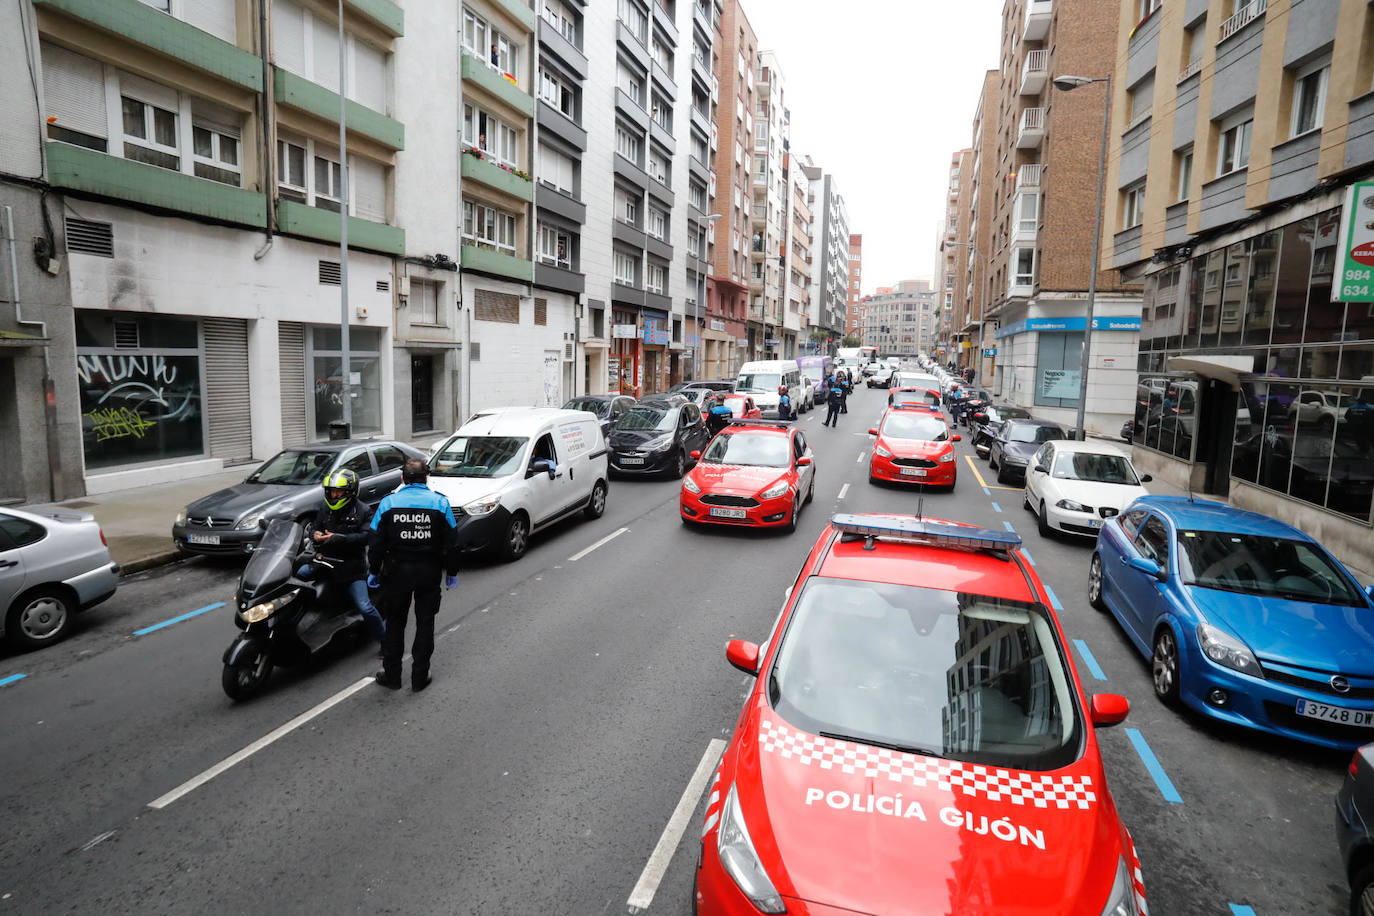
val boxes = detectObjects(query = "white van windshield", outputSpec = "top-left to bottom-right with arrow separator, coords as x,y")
737,373 -> 781,393
431,436 -> 527,478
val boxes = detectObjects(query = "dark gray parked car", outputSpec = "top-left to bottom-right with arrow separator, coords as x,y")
1337,742 -> 1374,912
563,395 -> 637,439
987,419 -> 1067,485
172,439 -> 426,557
608,399 -> 711,478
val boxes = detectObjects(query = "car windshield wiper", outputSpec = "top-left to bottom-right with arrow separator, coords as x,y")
819,730 -> 942,759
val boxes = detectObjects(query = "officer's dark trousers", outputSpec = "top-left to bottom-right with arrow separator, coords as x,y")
825,403 -> 840,426
381,561 -> 442,682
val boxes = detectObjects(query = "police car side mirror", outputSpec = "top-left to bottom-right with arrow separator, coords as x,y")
868,427 -> 878,436
690,450 -> 701,459
1089,693 -> 1130,728
952,434 -> 962,442
726,639 -> 761,676
796,456 -> 812,467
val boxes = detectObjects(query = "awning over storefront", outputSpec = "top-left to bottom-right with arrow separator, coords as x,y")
1167,354 -> 1255,390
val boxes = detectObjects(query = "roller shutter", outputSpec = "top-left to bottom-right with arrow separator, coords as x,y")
203,318 -> 253,462
279,322 -> 307,445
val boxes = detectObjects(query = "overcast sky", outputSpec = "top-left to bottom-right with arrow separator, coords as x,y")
741,0 -> 1004,295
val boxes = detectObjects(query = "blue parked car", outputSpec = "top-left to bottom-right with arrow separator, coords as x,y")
1088,495 -> 1374,750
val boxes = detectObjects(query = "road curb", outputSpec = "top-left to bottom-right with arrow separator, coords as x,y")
117,549 -> 184,577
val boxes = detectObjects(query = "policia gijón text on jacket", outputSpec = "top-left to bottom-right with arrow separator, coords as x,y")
367,459 -> 459,692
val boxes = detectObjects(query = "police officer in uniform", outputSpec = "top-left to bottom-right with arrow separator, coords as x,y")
367,458 -> 459,692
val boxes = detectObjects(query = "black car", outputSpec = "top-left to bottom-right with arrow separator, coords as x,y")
987,419 -> 1067,485
607,399 -> 711,478
563,394 -> 637,439
1338,743 -> 1374,911
173,439 -> 426,557
970,404 -> 1032,457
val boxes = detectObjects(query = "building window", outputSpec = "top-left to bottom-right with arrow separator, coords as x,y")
540,68 -> 578,121
410,279 -> 441,325
1122,183 -> 1145,229
647,262 -> 666,294
618,0 -> 647,43
651,35 -> 673,70
537,143 -> 577,196
615,124 -> 643,166
278,139 -> 307,201
1012,248 -> 1036,288
1127,76 -> 1153,125
313,154 -> 343,212
689,181 -> 706,211
649,149 -> 670,186
463,104 -> 520,167
614,250 -> 639,286
121,95 -> 179,171
1291,62 -> 1329,138
1016,191 -> 1039,232
1217,114 -> 1252,175
462,199 -> 518,255
537,223 -> 573,269
1175,147 -> 1193,202
191,113 -> 240,187
615,185 -> 640,225
463,7 -> 520,80
648,206 -> 667,239
1034,332 -> 1083,408
542,0 -> 578,46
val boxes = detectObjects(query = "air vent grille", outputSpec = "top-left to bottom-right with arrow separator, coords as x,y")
470,342 -> 481,361
113,319 -> 140,350
319,260 -> 341,285
66,218 -> 114,258
376,279 -> 390,292
564,342 -> 573,359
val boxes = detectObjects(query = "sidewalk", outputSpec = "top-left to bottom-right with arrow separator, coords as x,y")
30,467 -> 252,575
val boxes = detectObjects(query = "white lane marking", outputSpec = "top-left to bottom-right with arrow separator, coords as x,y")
626,738 -> 727,910
838,483 -> 850,499
147,676 -> 374,809
567,526 -> 629,562
80,830 -> 116,851
856,452 -> 866,462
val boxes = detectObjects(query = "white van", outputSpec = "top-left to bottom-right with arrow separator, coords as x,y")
426,407 -> 609,562
736,359 -> 805,418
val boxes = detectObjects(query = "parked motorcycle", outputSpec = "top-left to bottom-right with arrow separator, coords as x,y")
221,517 -> 367,700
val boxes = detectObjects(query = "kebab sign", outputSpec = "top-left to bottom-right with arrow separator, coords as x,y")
1336,181 -> 1374,303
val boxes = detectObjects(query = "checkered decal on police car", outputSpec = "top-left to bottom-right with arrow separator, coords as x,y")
759,718 -> 1097,809
700,766 -> 724,839
1127,829 -> 1149,915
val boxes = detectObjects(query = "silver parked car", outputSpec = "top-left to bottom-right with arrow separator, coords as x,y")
1,506 -> 119,651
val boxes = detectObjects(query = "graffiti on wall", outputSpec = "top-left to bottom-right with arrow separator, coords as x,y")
77,353 -> 203,467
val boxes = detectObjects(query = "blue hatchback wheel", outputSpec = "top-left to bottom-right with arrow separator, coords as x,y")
1088,554 -> 1107,611
1152,628 -> 1181,707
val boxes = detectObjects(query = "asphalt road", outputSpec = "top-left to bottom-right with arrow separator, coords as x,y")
0,384 -> 1354,915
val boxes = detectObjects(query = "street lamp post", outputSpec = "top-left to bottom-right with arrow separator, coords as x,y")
1053,74 -> 1111,441
693,213 -> 723,380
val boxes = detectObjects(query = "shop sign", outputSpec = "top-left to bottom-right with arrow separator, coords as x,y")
612,323 -> 638,339
765,338 -> 781,347
642,323 -> 671,345
608,357 -> 620,387
710,319 -> 725,331
736,338 -> 748,347
1335,181 -> 1374,302
1040,368 -> 1081,400
982,348 -> 997,357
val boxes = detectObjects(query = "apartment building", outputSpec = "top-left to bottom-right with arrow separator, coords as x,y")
1102,0 -> 1374,563
749,50 -> 786,360
706,0 -> 754,377
20,0 -> 421,495
784,155 -> 813,356
862,279 -> 935,356
801,157 -> 848,343
934,149 -> 971,362
946,74 -> 997,372
978,0 -> 1141,433
846,233 -> 863,336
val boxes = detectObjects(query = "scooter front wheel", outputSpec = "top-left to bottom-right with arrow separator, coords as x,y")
222,652 -> 273,701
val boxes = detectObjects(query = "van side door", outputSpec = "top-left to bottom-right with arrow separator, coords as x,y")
525,432 -> 564,526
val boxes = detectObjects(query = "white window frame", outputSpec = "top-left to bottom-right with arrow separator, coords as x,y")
1017,190 -> 1039,232
191,120 -> 241,186
1122,183 -> 1145,229
278,138 -> 308,199
463,7 -> 520,82
1013,247 -> 1036,287
615,124 -> 642,166
648,206 -> 667,239
540,67 -> 576,120
410,278 -> 441,325
462,198 -> 518,255
1290,60 -> 1329,139
618,61 -> 644,106
649,149 -> 670,186
313,152 -> 343,210
537,222 -> 572,269
542,0 -> 577,45
120,94 -> 180,169
1217,111 -> 1253,176
1176,147 -> 1193,202
647,262 -> 666,294
463,103 -> 520,167
537,143 -> 576,196
614,250 -> 639,286
617,0 -> 647,43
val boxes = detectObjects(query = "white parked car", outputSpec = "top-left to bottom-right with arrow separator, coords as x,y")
1023,440 -> 1152,538
1,506 -> 119,650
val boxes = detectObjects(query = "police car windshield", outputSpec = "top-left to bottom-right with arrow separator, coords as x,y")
430,436 -> 527,478
769,578 -> 1081,770
701,432 -> 790,467
616,406 -> 674,431
736,373 -> 780,393
247,449 -> 337,485
882,414 -> 948,442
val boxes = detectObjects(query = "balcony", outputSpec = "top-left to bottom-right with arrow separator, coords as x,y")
1020,49 -> 1048,95
274,68 -> 404,150
461,51 -> 535,117
278,199 -> 404,255
1219,0 -> 1266,43
1016,108 -> 1045,148
1022,0 -> 1052,42
1016,163 -> 1043,189
462,244 -> 533,281
461,148 -> 534,202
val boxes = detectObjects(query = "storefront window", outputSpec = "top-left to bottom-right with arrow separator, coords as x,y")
75,311 -> 204,470
1033,332 -> 1083,408
1216,240 -> 1248,349
1269,219 -> 1313,348
310,327 -> 382,438
1304,212 -> 1343,347
1240,231 -> 1279,347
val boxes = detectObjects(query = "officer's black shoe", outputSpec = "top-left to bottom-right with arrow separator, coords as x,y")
374,671 -> 402,690
412,674 -> 432,693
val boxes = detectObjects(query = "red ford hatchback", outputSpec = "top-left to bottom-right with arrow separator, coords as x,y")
868,407 -> 960,490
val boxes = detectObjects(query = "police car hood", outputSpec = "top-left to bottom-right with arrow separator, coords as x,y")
425,475 -> 508,509
742,710 -> 1123,916
693,462 -> 788,495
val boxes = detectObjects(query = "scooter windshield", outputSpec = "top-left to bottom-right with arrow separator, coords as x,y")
240,518 -> 302,602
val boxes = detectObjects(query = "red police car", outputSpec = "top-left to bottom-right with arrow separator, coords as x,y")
723,395 -> 763,420
696,513 -> 1145,916
887,386 -> 942,409
868,407 -> 960,490
681,420 -> 814,532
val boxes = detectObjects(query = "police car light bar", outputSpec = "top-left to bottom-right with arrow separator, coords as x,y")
727,418 -> 792,427
830,513 -> 1021,553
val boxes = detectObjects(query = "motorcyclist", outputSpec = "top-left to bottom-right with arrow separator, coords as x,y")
296,468 -> 386,647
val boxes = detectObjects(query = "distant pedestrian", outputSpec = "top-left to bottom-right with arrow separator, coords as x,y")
367,458 -> 459,692
823,380 -> 843,427
777,385 -> 793,421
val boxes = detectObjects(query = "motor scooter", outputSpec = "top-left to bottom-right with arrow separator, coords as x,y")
221,517 -> 367,700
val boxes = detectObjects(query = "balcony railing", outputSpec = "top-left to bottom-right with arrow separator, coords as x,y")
1219,0 -> 1266,42
1020,49 -> 1048,95
1016,163 -> 1043,188
1177,57 -> 1202,83
1016,108 -> 1046,148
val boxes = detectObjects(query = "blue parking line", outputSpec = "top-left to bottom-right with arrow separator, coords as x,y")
1021,546 -> 1036,565
1042,583 -> 1064,611
0,673 -> 27,688
1003,521 -> 1017,533
1229,906 -> 1257,916
132,602 -> 225,637
990,501 -> 1002,513
1125,728 -> 1183,804
1072,639 -> 1107,680
981,486 -> 991,496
